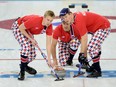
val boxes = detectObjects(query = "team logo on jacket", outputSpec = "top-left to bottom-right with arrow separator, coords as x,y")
35,27 -> 38,29
62,36 -> 65,38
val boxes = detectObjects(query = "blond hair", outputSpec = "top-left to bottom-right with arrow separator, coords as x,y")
44,10 -> 55,18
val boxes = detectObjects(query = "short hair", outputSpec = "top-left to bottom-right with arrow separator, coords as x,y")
44,10 -> 55,18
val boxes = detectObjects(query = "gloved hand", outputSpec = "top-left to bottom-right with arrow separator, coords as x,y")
78,53 -> 88,65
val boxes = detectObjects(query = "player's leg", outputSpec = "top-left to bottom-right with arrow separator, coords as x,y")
12,21 -> 35,80
25,43 -> 37,75
12,21 -> 26,80
58,40 -> 69,66
18,40 -> 32,80
19,55 -> 28,80
87,28 -> 111,77
18,38 -> 37,80
67,38 -> 80,65
71,38 -> 90,69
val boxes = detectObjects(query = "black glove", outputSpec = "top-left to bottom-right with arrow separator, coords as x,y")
78,53 -> 88,65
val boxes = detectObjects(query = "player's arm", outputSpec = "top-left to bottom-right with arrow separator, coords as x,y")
19,23 -> 32,40
51,37 -> 58,66
75,15 -> 88,57
19,23 -> 37,46
46,35 -> 52,65
51,37 -> 64,70
78,33 -> 88,65
80,33 -> 88,57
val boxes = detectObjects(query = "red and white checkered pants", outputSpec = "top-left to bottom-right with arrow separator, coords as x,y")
12,21 -> 36,62
58,38 -> 80,66
58,28 -> 111,65
88,28 -> 111,63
